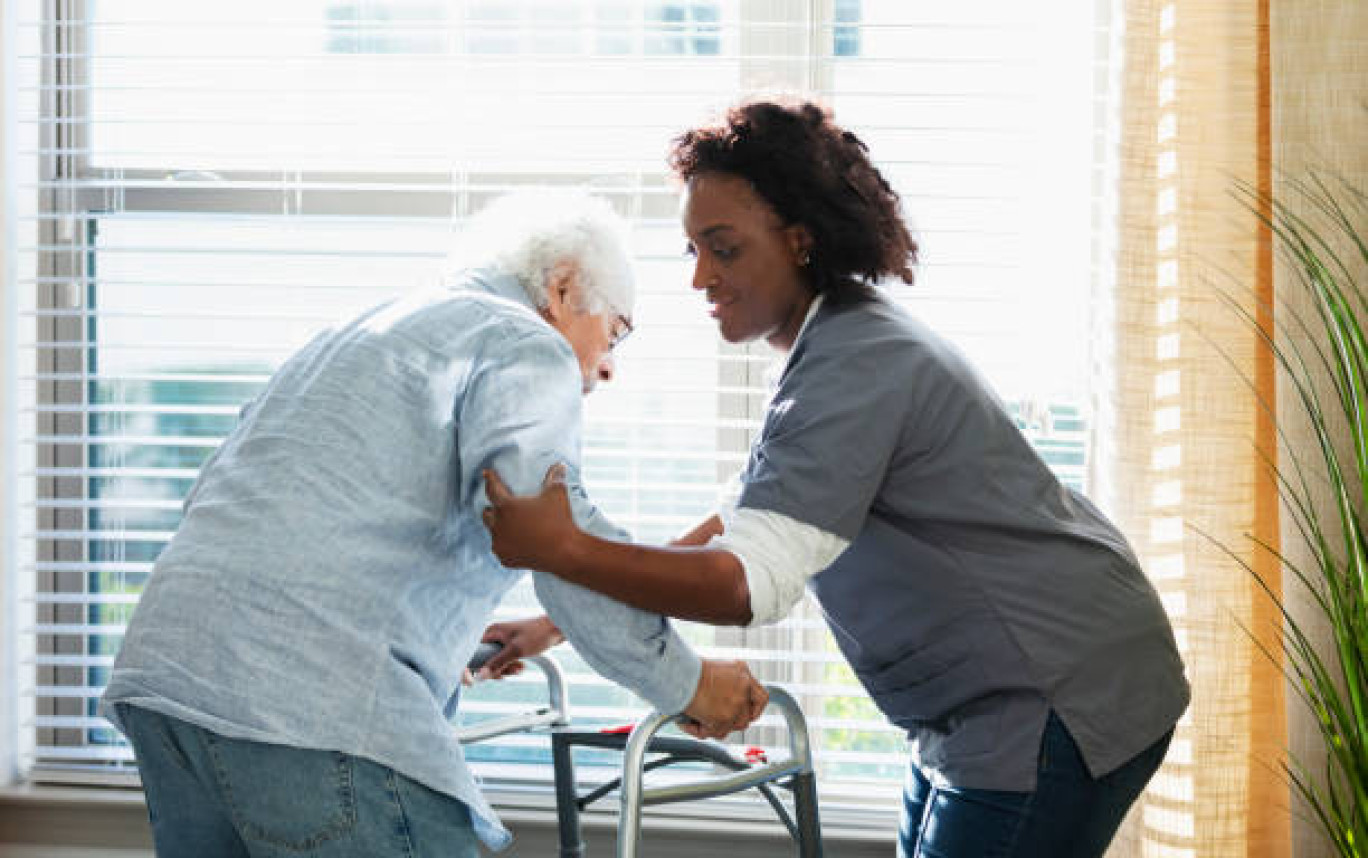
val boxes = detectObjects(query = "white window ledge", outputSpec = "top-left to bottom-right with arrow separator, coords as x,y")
1,782 -> 897,856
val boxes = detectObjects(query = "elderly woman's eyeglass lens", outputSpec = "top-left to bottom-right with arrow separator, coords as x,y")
609,316 -> 634,351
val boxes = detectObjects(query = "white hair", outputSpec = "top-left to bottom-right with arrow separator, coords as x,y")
450,190 -> 636,318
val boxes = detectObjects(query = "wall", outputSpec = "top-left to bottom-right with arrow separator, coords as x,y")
1270,1 -> 1368,856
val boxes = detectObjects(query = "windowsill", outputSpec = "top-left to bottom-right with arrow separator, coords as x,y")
482,782 -> 897,844
0,781 -> 148,807
0,780 -> 898,851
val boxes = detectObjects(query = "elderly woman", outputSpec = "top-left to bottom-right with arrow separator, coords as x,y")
101,190 -> 764,858
482,100 -> 1189,858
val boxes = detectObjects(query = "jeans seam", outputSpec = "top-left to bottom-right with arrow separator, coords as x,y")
386,768 -> 418,858
204,736 -> 244,832
119,706 -> 195,777
992,787 -> 1037,858
339,752 -> 358,828
155,730 -> 195,775
150,717 -> 198,776
912,783 -> 935,857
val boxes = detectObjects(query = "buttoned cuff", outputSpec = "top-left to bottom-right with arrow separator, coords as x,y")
634,630 -> 703,715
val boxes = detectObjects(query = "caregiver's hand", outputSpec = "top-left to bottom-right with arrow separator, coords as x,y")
482,464 -> 580,571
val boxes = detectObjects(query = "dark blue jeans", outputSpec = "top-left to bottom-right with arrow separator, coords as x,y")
116,705 -> 481,858
899,712 -> 1172,858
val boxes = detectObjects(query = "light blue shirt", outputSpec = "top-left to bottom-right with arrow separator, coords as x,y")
100,270 -> 703,850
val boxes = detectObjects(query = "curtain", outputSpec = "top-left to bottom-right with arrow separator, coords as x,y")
1107,1 -> 1366,856
1102,0 -> 1288,855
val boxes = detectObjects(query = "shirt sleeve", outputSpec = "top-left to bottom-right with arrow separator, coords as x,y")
738,339 -> 910,541
711,507 -> 850,627
714,469 -> 744,512
459,327 -> 702,714
182,394 -> 260,513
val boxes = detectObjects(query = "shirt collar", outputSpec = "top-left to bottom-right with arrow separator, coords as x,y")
454,268 -> 539,313
793,293 -> 824,347
764,293 -> 825,389
780,293 -> 825,373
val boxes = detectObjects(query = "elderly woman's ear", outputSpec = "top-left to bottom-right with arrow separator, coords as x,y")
540,260 -> 581,323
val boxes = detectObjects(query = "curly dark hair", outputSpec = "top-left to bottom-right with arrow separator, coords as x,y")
667,98 -> 917,303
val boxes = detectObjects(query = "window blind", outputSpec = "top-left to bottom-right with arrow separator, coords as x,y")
11,0 -> 1107,814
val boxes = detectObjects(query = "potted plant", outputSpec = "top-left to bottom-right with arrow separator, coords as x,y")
1225,175 -> 1367,856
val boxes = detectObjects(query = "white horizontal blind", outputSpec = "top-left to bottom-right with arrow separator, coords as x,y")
11,0 -> 1105,813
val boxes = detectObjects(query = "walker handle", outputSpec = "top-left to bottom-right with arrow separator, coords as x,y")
616,685 -> 817,858
454,643 -> 571,743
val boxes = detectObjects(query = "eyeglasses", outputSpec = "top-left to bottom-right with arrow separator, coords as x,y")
608,315 -> 634,351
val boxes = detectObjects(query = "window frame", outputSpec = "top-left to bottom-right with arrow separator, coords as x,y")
15,0 -> 1105,822
25,0 -> 861,794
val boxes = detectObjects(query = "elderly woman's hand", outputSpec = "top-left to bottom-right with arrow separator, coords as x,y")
482,464 -> 581,572
474,615 -> 564,681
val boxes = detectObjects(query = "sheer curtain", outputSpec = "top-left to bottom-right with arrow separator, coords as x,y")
1104,1 -> 1365,856
1101,0 -> 1285,855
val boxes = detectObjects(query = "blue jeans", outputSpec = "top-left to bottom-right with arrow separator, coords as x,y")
899,712 -> 1172,858
116,705 -> 481,858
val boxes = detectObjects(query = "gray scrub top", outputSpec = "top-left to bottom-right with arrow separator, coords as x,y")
737,292 -> 1190,791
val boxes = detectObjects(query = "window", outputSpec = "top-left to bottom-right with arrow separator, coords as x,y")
832,0 -> 860,57
11,0 -> 1106,816
325,1 -> 450,54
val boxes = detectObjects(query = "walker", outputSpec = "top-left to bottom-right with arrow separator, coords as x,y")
460,643 -> 824,857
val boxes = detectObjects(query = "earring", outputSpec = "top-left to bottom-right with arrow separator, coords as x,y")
799,251 -> 811,267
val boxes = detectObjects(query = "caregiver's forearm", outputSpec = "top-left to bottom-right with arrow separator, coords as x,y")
554,530 -> 752,626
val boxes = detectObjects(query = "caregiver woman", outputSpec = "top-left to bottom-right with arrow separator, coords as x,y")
481,98 -> 1189,858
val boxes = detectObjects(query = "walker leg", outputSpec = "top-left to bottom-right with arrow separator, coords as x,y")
792,771 -> 823,857
551,734 -> 586,858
